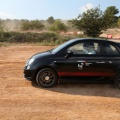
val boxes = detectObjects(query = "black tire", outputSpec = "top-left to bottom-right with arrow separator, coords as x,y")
36,68 -> 58,88
114,73 -> 120,89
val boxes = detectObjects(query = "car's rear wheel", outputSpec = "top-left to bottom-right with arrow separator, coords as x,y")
114,73 -> 120,89
36,68 -> 58,88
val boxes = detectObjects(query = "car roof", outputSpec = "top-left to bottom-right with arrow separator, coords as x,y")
70,38 -> 119,44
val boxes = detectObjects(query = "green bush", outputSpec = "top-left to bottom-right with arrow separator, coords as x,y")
0,32 -> 58,43
0,31 -> 82,45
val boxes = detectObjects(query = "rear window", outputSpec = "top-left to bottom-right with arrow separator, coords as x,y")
117,43 -> 120,47
104,43 -> 120,55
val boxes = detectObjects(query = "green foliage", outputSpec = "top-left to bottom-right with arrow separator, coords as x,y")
0,31 -> 80,45
47,16 -> 55,24
104,6 -> 119,28
21,20 -> 44,31
0,20 -> 4,41
0,19 -> 4,32
70,6 -> 119,37
49,20 -> 67,32
70,7 -> 105,37
118,18 -> 120,27
0,32 -> 57,43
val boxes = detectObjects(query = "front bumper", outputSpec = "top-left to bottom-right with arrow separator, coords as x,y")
23,67 -> 36,81
23,58 -> 38,81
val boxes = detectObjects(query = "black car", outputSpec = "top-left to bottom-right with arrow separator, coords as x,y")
24,38 -> 120,89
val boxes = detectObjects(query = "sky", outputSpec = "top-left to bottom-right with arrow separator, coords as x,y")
0,0 -> 120,20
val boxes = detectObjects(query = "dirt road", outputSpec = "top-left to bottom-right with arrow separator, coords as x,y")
0,45 -> 120,120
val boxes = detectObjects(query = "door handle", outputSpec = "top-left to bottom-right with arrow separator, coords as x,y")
96,61 -> 105,64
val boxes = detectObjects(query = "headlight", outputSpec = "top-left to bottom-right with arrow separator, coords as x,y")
26,60 -> 29,66
28,58 -> 34,65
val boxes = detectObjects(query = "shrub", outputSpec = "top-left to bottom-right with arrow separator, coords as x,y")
0,31 -> 84,45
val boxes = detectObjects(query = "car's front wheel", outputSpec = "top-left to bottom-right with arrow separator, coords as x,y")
36,68 -> 58,88
114,73 -> 120,89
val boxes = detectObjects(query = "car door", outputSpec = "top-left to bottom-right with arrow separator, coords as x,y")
57,40 -> 106,82
101,42 -> 120,78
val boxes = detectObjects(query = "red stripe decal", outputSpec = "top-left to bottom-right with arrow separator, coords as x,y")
58,72 -> 113,77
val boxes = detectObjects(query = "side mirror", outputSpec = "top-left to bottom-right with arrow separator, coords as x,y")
65,50 -> 73,59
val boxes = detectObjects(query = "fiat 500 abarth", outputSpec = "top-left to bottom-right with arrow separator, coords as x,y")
24,38 -> 120,89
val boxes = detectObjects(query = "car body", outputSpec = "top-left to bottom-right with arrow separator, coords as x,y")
24,38 -> 120,88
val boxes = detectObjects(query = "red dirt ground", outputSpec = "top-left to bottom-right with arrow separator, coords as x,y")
0,45 -> 120,120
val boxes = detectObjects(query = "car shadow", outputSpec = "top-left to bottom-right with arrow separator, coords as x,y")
31,81 -> 120,98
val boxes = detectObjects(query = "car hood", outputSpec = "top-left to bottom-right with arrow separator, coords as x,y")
31,51 -> 53,60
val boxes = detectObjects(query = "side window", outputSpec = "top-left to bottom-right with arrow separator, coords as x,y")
67,41 -> 100,55
68,43 -> 84,54
105,44 -> 119,55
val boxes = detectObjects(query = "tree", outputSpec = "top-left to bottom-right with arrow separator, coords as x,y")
49,20 -> 67,32
104,6 -> 119,28
30,20 -> 44,30
47,16 -> 55,24
0,19 -> 4,32
70,6 -> 119,37
0,19 -> 4,40
21,20 -> 30,30
21,20 -> 44,31
118,17 -> 120,27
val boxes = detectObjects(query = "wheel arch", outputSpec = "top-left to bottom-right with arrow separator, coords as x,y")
114,72 -> 120,89
35,65 -> 59,80
113,66 -> 120,79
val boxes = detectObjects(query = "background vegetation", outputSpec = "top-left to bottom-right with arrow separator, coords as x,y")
0,32 -> 78,45
70,6 -> 119,37
0,6 -> 120,45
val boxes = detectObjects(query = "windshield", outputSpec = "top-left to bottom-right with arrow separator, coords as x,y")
52,39 -> 75,54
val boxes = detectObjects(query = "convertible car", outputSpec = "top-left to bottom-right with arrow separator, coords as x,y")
24,38 -> 120,89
